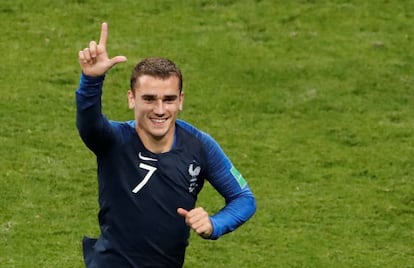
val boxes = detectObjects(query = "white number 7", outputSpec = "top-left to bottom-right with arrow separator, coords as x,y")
132,163 -> 157,193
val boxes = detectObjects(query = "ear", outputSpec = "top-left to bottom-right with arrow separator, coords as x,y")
179,92 -> 184,111
127,90 -> 135,109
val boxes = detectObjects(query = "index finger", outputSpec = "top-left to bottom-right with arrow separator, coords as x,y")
99,22 -> 108,46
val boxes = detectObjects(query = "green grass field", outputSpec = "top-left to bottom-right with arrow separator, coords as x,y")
1,0 -> 414,267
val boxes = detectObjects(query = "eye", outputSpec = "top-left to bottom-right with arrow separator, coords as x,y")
142,96 -> 155,103
164,96 -> 177,103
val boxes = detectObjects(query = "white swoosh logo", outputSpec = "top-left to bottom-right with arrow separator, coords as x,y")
138,152 -> 158,162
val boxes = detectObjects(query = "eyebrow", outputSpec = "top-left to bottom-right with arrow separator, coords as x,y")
141,94 -> 178,100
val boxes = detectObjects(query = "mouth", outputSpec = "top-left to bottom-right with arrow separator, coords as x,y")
150,118 -> 168,125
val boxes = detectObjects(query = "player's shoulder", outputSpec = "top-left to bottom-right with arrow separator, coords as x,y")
108,119 -> 135,130
176,119 -> 207,139
176,120 -> 232,175
107,119 -> 136,142
176,119 -> 218,148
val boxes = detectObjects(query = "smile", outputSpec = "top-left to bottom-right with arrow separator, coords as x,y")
151,118 -> 167,124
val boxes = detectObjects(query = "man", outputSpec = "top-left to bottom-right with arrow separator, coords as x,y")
76,22 -> 256,267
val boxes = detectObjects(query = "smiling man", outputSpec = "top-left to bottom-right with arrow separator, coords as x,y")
127,61 -> 184,153
76,23 -> 256,268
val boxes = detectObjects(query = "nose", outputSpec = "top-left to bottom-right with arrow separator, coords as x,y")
153,100 -> 165,115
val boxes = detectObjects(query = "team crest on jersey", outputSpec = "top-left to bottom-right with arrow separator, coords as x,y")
188,162 -> 201,193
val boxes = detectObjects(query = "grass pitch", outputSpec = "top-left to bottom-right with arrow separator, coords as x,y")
1,1 -> 414,267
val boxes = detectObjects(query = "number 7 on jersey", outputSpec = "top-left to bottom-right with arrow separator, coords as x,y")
132,163 -> 157,193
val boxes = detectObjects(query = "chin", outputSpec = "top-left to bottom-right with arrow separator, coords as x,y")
149,128 -> 169,138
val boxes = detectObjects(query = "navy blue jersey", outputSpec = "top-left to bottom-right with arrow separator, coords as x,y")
76,74 -> 256,267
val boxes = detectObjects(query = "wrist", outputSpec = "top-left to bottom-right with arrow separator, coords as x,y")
80,73 -> 105,86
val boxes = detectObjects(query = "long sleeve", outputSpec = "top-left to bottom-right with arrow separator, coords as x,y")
175,120 -> 256,240
205,138 -> 256,240
76,73 -> 114,154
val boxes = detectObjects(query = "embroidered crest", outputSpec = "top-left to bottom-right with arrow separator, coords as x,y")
188,164 -> 201,177
188,162 -> 201,193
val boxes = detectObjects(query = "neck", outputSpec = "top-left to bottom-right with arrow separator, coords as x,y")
136,128 -> 175,154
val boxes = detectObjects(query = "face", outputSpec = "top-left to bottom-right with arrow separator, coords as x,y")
128,75 -> 184,145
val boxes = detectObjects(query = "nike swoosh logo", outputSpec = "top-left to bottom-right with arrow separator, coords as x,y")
138,152 -> 158,162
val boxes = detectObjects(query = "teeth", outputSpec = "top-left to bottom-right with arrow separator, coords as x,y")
152,119 -> 166,123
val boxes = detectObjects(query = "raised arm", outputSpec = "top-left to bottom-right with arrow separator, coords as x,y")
76,23 -> 127,153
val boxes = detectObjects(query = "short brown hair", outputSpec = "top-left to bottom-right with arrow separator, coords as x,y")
130,57 -> 183,92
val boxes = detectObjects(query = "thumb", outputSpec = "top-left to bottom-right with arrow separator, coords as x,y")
109,55 -> 127,66
177,208 -> 188,217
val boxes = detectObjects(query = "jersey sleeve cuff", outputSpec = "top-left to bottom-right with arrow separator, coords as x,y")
208,216 -> 221,240
80,73 -> 105,87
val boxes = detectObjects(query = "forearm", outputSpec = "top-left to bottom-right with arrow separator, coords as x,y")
75,73 -> 108,152
209,188 -> 256,240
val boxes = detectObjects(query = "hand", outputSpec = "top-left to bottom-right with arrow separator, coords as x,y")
177,207 -> 213,238
78,22 -> 127,77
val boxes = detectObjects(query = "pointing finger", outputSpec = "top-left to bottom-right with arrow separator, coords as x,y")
99,22 -> 108,47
